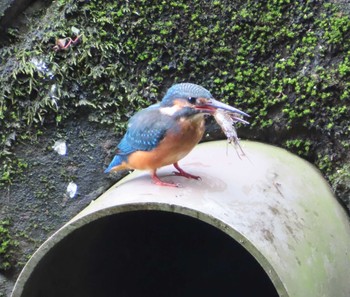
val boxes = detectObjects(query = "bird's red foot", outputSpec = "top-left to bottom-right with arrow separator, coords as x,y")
173,162 -> 201,180
151,171 -> 180,187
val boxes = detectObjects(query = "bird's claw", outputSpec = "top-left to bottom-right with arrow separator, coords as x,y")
173,170 -> 201,181
153,179 -> 182,187
172,162 -> 201,181
151,172 -> 182,187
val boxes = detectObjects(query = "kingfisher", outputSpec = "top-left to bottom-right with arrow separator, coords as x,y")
105,83 -> 248,187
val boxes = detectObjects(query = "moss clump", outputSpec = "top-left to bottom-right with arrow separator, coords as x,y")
0,0 -> 349,208
330,164 -> 350,209
284,139 -> 312,158
0,219 -> 18,271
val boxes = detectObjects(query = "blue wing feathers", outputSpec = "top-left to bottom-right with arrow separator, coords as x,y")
105,107 -> 173,172
117,108 -> 171,154
119,129 -> 164,153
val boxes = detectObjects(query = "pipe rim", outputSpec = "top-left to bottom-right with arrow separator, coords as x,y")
12,201 -> 287,297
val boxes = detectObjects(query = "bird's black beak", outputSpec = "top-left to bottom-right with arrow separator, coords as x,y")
195,98 -> 249,123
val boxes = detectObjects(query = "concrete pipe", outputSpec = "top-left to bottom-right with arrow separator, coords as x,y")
12,141 -> 350,297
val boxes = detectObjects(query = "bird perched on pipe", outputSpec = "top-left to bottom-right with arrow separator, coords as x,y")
105,83 -> 249,187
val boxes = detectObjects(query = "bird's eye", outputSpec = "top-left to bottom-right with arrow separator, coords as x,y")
188,97 -> 197,104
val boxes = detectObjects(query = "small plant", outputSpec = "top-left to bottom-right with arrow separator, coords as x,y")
0,220 -> 18,271
331,164 -> 350,198
284,139 -> 312,158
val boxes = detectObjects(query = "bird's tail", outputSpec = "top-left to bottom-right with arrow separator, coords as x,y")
104,155 -> 126,173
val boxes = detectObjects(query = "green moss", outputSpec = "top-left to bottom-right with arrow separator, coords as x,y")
0,220 -> 18,271
331,164 -> 350,206
285,139 -> 312,158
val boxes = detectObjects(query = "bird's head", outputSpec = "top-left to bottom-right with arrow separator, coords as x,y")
160,83 -> 249,123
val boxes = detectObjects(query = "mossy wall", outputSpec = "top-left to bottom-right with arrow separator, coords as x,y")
1,1 -> 349,203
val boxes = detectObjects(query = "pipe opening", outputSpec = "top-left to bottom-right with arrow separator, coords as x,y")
22,211 -> 279,297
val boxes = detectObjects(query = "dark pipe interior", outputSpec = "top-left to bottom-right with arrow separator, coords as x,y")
22,211 -> 279,297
